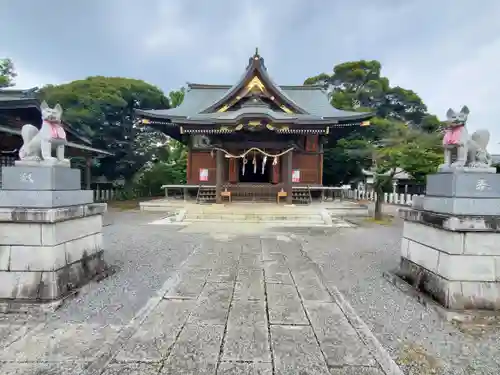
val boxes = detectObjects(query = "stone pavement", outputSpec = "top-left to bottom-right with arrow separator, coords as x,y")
0,214 -> 401,374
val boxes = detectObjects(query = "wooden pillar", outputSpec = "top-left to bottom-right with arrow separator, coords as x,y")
229,158 -> 237,183
285,150 -> 293,204
85,156 -> 92,190
272,156 -> 279,184
216,149 -> 223,203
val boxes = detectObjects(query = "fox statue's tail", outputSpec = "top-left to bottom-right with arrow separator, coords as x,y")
470,129 -> 490,150
18,124 -> 39,159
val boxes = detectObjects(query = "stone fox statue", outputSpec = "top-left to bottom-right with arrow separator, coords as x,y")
18,101 -> 70,166
439,105 -> 492,171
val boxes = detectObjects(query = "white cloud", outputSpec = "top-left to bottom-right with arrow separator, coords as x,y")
142,1 -> 195,52
12,63 -> 61,89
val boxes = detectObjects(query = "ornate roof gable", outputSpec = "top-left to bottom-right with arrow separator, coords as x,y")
200,49 -> 309,115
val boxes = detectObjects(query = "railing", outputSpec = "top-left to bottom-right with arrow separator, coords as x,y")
344,189 -> 424,206
225,183 -> 284,202
92,188 -> 155,202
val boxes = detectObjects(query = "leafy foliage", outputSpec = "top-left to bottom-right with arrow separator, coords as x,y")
132,89 -> 187,195
133,139 -> 187,196
38,76 -> 170,181
305,59 -> 443,187
0,58 -> 16,88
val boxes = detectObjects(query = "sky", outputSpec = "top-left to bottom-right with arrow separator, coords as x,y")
1,0 -> 500,150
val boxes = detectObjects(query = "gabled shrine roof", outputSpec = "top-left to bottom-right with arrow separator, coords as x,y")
136,51 -> 373,126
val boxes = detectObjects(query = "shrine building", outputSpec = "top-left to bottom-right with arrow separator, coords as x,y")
136,51 -> 373,204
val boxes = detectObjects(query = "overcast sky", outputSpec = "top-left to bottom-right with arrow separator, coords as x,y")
1,0 -> 499,150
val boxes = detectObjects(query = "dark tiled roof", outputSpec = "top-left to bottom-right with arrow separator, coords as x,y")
137,84 -> 371,123
136,53 -> 372,124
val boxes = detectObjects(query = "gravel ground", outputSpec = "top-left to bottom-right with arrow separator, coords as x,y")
298,219 -> 500,375
52,211 -> 201,325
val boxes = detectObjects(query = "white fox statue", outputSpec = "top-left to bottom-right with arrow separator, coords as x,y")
17,101 -> 70,167
439,105 -> 494,173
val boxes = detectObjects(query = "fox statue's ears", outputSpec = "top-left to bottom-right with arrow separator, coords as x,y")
54,103 -> 63,114
446,106 -> 470,121
446,108 -> 455,119
40,101 -> 49,110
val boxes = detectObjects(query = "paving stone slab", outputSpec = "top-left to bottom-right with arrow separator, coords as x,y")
115,300 -> 196,362
263,263 -> 293,284
222,324 -> 271,362
161,323 -> 224,374
304,302 -> 377,367
228,300 -> 267,326
293,274 -> 332,302
0,361 -> 90,375
271,325 -> 330,374
268,299 -> 309,325
189,300 -> 231,325
266,283 -> 300,305
199,282 -> 234,301
102,363 -> 160,375
239,253 -> 262,267
164,276 -> 206,299
217,362 -> 273,374
237,268 -> 263,281
207,267 -> 238,282
266,283 -> 308,324
234,280 -> 265,301
328,366 -> 385,375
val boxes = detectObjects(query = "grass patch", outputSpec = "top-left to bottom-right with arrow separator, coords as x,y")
364,216 -> 393,225
396,343 -> 442,375
106,198 -> 155,211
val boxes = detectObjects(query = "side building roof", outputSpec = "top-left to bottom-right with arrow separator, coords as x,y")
0,87 -> 112,156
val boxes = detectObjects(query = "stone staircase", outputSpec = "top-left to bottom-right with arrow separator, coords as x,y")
181,204 -> 327,226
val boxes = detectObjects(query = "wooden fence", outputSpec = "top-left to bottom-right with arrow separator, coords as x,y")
345,189 -> 424,206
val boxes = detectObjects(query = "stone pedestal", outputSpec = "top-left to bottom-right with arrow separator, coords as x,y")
397,171 -> 500,311
0,166 -> 107,312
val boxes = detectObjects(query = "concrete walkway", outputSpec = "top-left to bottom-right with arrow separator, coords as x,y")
0,213 -> 401,374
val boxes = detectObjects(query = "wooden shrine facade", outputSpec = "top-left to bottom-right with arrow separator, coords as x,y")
136,50 -> 373,203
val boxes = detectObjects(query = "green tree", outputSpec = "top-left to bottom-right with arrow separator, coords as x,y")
132,89 -> 188,196
38,76 -> 170,181
305,60 -> 442,188
343,118 -> 442,219
0,58 -> 16,88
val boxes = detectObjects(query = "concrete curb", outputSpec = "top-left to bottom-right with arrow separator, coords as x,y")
292,234 -> 404,375
327,284 -> 404,375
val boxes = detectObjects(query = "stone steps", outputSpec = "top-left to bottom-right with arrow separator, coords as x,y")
184,212 -> 324,222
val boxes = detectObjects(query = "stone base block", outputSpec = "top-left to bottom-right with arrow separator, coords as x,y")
0,214 -> 103,246
397,257 -> 500,310
0,189 -> 93,208
0,203 -> 106,223
1,166 -> 81,191
0,208 -> 108,309
422,196 -> 500,216
426,171 -> 500,198
0,250 -> 107,304
399,214 -> 500,310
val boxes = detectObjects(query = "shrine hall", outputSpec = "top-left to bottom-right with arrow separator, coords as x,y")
135,50 -> 373,204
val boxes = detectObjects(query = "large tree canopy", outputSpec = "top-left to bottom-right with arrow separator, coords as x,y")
38,76 -> 170,181
0,58 -> 16,88
305,60 -> 443,186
